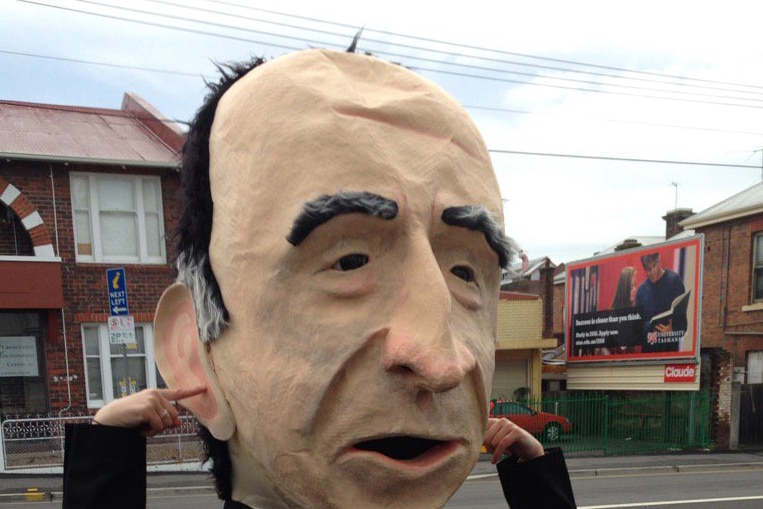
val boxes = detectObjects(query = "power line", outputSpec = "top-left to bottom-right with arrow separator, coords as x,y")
489,150 -> 762,169
107,0 -> 763,104
180,0 -> 763,92
20,0 -> 763,109
466,105 -> 763,137
14,0 -> 312,52
0,49 -> 211,78
4,46 -> 761,138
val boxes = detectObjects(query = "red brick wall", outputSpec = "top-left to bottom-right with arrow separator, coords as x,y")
697,217 -> 763,363
695,215 -> 763,448
0,160 -> 180,413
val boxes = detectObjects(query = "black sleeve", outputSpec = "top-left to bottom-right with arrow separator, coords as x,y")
497,447 -> 577,509
63,423 -> 147,509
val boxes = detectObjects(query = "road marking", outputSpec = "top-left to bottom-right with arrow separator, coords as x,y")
573,466 -> 763,480
579,494 -> 763,508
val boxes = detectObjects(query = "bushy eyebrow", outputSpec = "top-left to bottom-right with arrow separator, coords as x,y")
287,191 -> 399,246
441,206 -> 512,268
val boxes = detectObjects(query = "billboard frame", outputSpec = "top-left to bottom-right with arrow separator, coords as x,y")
565,235 -> 703,365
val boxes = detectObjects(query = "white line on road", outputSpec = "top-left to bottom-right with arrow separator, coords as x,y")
579,495 -> 763,508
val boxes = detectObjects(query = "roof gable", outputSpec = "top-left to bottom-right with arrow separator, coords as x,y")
0,95 -> 182,167
681,181 -> 763,229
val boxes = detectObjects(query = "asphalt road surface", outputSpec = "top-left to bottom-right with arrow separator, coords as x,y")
1,466 -> 761,508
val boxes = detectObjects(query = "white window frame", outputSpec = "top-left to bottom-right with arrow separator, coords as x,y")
70,172 -> 166,264
753,233 -> 763,302
82,322 -> 160,408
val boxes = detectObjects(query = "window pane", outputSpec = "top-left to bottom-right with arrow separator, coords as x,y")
86,360 -> 103,401
142,180 -> 159,213
756,269 -> 763,300
145,213 -> 161,257
110,328 -> 145,355
111,357 -> 147,398
97,178 -> 135,212
100,212 -> 139,257
74,211 -> 92,255
757,236 -> 763,265
71,177 -> 90,209
83,327 -> 100,355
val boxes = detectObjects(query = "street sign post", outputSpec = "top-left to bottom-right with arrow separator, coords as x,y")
108,315 -> 136,345
106,268 -> 130,316
106,268 -> 134,344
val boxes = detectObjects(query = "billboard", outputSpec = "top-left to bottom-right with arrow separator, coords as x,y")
566,235 -> 702,363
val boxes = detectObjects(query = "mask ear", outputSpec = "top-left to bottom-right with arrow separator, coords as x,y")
154,282 -> 235,440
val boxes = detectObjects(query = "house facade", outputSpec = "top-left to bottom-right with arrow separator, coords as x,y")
0,94 -> 183,417
681,182 -> 763,448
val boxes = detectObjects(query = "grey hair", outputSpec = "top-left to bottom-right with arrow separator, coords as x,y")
176,251 -> 228,343
441,205 -> 515,269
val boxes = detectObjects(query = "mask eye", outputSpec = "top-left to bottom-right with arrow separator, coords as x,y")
331,254 -> 369,271
451,265 -> 475,283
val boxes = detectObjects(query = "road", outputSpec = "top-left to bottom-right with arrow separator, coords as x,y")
1,466 -> 761,508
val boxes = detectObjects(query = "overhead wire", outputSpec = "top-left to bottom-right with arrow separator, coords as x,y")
76,0 -> 763,106
23,0 -> 763,108
488,150 -> 762,170
167,0 -> 763,92
6,0 -> 763,171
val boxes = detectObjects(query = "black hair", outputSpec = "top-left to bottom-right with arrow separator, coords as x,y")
177,57 -> 267,500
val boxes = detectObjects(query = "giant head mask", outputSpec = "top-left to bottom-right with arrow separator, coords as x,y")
154,49 -> 510,509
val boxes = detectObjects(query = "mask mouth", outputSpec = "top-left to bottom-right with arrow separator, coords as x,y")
353,436 -> 446,461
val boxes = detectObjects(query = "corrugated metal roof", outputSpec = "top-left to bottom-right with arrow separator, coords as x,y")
680,181 -> 763,229
0,100 -> 181,166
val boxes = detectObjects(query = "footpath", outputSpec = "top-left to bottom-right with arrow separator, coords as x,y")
2,450 -> 763,502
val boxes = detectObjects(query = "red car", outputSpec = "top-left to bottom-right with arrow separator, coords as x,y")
491,401 -> 572,442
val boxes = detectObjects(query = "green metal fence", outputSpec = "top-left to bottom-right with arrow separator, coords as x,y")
493,391 -> 713,455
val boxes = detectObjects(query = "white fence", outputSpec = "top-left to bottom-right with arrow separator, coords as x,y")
1,413 -> 204,474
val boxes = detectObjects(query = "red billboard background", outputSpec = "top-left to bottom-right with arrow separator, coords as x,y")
566,236 -> 703,363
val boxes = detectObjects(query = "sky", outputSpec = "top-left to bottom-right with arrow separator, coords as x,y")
3,0 -> 763,265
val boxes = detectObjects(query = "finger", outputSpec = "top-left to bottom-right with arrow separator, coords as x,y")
492,428 -> 519,464
143,409 -> 166,437
164,403 -> 182,427
483,418 -> 501,446
158,386 -> 206,402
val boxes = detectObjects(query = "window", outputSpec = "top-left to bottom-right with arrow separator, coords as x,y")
749,351 -> 763,384
754,234 -> 763,301
71,173 -> 165,264
82,323 -> 165,408
0,312 -> 47,413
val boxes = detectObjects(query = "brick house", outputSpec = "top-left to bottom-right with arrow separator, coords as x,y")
680,182 -> 763,448
0,94 -> 183,416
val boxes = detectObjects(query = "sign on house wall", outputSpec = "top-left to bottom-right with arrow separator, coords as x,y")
566,235 -> 703,364
0,336 -> 39,377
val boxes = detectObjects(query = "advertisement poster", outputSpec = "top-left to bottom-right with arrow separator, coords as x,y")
566,236 -> 702,363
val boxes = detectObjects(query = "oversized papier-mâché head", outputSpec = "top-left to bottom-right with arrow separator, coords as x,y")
153,49 -> 511,509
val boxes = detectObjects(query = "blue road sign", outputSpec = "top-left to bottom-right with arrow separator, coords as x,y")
106,268 -> 129,316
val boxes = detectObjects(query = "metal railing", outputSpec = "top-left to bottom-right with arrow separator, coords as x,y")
1,413 -> 203,472
494,391 -> 714,455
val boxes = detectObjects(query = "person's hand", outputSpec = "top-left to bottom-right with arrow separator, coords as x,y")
93,386 -> 206,437
483,417 -> 545,464
655,319 -> 673,333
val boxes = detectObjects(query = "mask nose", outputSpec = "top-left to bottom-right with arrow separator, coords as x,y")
380,240 -> 476,393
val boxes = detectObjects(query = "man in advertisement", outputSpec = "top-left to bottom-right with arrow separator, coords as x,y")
635,252 -> 688,352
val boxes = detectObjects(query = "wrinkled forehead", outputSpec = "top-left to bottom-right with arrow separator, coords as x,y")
211,49 -> 487,159
208,49 -> 498,206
